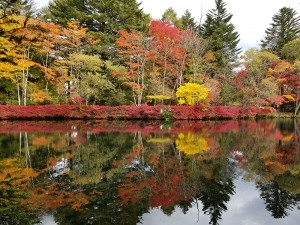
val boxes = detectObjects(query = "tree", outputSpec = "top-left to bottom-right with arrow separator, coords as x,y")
115,30 -> 155,106
176,82 -> 209,105
292,61 -> 300,116
282,38 -> 300,60
272,61 -> 300,115
261,7 -> 300,56
257,181 -> 300,218
149,20 -> 186,95
200,0 -> 240,73
180,10 -> 197,32
161,7 -> 181,28
234,49 -> 286,107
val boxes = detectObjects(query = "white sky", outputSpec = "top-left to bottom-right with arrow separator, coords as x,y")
35,0 -> 300,50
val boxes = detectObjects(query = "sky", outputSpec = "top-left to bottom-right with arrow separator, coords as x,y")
35,0 -> 300,50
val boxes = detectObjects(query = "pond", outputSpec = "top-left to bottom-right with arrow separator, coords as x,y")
0,119 -> 299,225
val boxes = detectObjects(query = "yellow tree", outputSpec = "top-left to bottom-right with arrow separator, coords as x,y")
0,13 -> 42,105
176,82 -> 209,105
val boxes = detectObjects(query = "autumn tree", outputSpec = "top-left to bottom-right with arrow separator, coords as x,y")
0,13 -> 45,105
261,7 -> 300,56
66,54 -> 125,105
115,30 -> 156,105
0,0 -> 38,105
271,60 -> 300,115
200,0 -> 240,73
238,49 -> 281,106
176,82 -> 209,105
181,31 -> 209,82
149,20 -> 187,95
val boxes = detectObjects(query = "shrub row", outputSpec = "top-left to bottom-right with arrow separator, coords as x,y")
0,104 -> 276,120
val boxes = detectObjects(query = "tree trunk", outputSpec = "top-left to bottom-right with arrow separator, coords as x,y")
17,82 -> 21,106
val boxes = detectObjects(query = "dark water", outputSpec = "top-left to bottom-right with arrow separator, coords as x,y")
0,119 -> 299,225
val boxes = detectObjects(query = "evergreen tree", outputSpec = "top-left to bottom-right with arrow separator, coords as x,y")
200,0 -> 240,73
180,9 -> 197,31
46,0 -> 148,33
257,180 -> 300,218
0,0 -> 34,22
261,7 -> 300,56
45,0 -> 150,59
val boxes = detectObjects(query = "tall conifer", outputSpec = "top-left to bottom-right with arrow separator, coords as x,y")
200,0 -> 240,72
261,7 -> 300,56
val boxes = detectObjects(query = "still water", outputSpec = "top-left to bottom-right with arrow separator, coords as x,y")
0,119 -> 299,225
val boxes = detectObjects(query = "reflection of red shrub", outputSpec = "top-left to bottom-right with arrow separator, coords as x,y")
0,105 -> 274,120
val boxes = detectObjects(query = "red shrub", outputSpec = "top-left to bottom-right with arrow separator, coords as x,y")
0,105 -> 274,120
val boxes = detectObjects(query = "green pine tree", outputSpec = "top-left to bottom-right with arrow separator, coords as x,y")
200,0 -> 240,73
261,7 -> 300,56
180,9 -> 197,31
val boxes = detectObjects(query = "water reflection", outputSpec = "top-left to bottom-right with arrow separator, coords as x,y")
0,119 -> 299,225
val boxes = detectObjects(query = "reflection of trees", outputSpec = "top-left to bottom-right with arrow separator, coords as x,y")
1,119 -> 300,224
257,180 -> 300,218
176,133 -> 209,155
187,156 -> 235,225
51,132 -> 149,225
69,132 -> 132,185
0,178 -> 39,225
198,163 -> 235,225
54,199 -> 148,225
235,119 -> 300,219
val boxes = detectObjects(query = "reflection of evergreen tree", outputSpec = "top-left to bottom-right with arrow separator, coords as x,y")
178,200 -> 194,214
54,198 -> 149,225
0,179 -> 39,225
197,160 -> 235,225
257,180 -> 300,218
0,134 -> 20,158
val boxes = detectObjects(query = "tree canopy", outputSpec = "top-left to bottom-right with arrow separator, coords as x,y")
261,7 -> 300,56
200,0 -> 241,73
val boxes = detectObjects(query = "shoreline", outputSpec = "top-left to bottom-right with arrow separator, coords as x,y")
0,104 -> 291,120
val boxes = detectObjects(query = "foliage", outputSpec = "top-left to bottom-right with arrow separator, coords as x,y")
46,0 -> 150,60
161,109 -> 173,122
115,30 -> 155,105
180,10 -> 197,31
0,105 -> 275,120
0,0 -> 298,113
176,133 -> 209,155
0,178 -> 39,225
282,38 -> 300,60
161,7 -> 182,28
176,83 -> 209,105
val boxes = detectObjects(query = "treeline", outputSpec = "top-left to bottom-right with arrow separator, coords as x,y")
0,0 -> 299,115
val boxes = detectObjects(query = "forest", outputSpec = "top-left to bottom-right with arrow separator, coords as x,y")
0,0 -> 300,117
